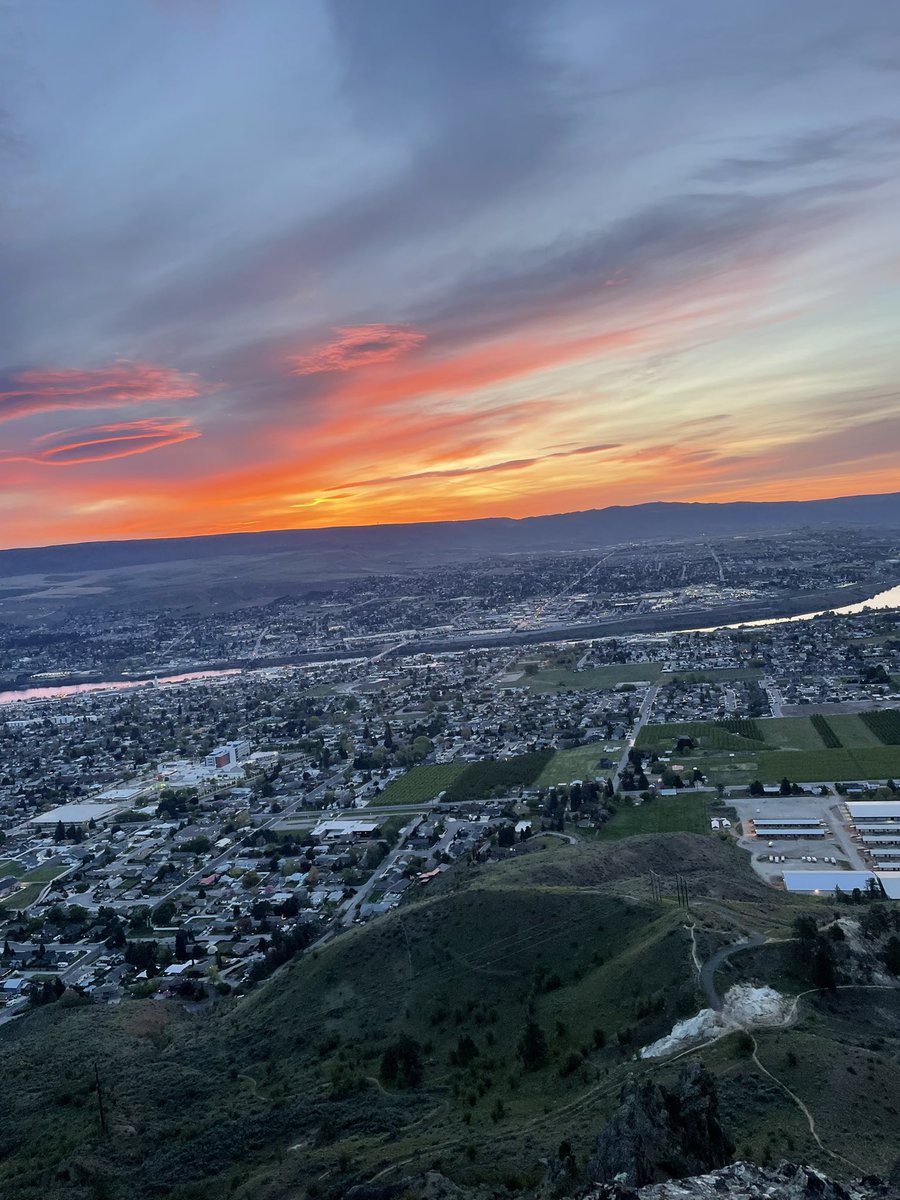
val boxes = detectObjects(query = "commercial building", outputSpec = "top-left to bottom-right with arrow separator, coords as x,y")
203,739 -> 251,771
31,802 -> 124,830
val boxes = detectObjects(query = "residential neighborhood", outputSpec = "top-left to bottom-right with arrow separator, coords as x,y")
1,545 -> 899,1021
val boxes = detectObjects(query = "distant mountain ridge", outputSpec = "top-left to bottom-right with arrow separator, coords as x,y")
3,491 -> 900,575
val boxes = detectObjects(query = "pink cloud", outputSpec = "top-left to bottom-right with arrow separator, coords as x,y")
0,361 -> 207,421
288,325 -> 425,375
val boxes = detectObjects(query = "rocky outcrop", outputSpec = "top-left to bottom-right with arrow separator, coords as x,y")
580,1160 -> 893,1199
587,1060 -> 733,1188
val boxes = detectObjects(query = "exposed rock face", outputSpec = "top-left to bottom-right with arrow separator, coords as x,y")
587,1060 -> 734,1187
580,1160 -> 893,1199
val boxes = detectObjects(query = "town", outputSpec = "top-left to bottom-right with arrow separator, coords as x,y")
1,559 -> 899,1021
2,527 -> 897,688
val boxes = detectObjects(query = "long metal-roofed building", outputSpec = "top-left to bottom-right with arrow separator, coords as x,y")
30,801 -> 126,829
757,827 -> 827,838
782,870 -> 881,895
748,816 -> 825,838
783,869 -> 900,897
751,817 -> 824,828
847,801 -> 900,822
878,874 -> 900,900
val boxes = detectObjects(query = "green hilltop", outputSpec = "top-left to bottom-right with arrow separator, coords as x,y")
3,833 -> 900,1199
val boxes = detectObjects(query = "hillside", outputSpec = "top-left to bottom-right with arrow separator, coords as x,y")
3,491 -> 899,576
2,834 -> 900,1199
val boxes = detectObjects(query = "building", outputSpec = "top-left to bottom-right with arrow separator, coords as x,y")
203,739 -> 251,771
748,817 -> 825,839
782,870 -> 880,895
30,802 -> 124,830
312,818 -> 379,841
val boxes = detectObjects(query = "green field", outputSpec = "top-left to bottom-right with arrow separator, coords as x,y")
0,882 -> 44,911
757,716 -> 828,750
826,714 -> 884,747
22,864 -> 69,883
757,745 -> 900,783
0,860 -> 25,878
636,720 -> 765,752
664,667 -> 763,683
537,743 -> 622,787
365,762 -> 466,807
641,714 -> 900,758
598,792 -> 711,840
507,662 -> 662,692
635,715 -> 900,786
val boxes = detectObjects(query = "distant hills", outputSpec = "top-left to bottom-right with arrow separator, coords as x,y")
3,491 -> 900,577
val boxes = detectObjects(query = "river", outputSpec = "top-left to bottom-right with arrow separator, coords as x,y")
0,668 -> 241,706
683,582 -> 900,634
2,582 -> 899,705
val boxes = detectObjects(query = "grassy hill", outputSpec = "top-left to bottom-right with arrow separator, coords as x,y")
2,834 -> 900,1198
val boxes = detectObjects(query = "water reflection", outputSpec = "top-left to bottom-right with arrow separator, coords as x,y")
0,669 -> 240,706
683,582 -> 900,634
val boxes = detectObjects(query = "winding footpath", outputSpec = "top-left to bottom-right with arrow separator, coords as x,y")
682,921 -> 899,1176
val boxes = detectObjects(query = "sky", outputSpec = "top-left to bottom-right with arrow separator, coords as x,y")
1,0 -> 900,550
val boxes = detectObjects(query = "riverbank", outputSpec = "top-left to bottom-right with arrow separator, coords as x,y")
2,578 -> 897,703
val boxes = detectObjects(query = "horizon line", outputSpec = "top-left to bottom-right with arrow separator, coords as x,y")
2,485 -> 899,556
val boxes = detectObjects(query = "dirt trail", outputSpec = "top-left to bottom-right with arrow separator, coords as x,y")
680,925 -> 898,1174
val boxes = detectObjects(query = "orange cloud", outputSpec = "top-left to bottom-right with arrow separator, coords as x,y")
338,442 -> 621,489
288,325 -> 425,375
0,361 -> 207,421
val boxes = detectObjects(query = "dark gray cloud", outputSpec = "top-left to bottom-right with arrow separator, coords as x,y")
104,0 -> 570,352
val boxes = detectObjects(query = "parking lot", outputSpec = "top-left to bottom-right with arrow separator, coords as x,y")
730,793 -> 866,883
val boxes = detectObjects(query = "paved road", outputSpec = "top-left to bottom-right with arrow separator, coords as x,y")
762,676 -> 784,717
155,770 -> 347,908
823,804 -> 867,870
60,943 -> 106,986
615,684 -> 659,780
339,813 -> 425,927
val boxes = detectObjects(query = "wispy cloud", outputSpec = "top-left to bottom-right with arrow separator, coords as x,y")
3,418 -> 200,466
3,1 -> 900,546
338,442 -> 622,489
0,363 -> 207,422
288,325 -> 425,375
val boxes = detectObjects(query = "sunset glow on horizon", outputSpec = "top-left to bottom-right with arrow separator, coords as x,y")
2,2 -> 899,550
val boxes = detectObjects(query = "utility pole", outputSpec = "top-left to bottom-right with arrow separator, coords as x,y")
94,1063 -> 108,1136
